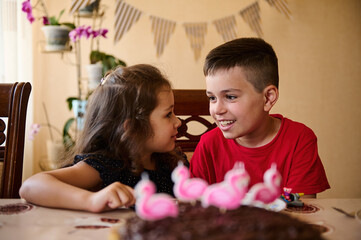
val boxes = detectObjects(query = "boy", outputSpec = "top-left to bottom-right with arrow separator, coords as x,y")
189,38 -> 330,198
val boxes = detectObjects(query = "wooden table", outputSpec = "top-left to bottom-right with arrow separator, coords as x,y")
0,199 -> 134,240
0,198 -> 360,240
286,198 -> 361,240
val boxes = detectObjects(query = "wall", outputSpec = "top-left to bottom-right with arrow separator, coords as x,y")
29,0 -> 361,198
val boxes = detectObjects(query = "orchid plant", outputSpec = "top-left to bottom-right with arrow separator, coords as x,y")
29,103 -> 76,151
70,25 -> 126,75
69,25 -> 108,42
21,0 -> 75,29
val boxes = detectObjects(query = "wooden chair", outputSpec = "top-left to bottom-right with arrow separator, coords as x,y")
0,82 -> 32,198
173,89 -> 216,153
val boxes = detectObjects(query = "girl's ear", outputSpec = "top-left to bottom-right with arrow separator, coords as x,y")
123,119 -> 130,130
263,85 -> 278,112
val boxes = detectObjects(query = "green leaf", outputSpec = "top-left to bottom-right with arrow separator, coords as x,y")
48,16 -> 60,25
57,9 -> 65,22
61,22 -> 76,30
90,50 -> 126,75
116,59 -> 127,67
66,97 -> 80,110
63,117 -> 75,150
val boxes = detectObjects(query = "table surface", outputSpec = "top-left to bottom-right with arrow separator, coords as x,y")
0,198 -> 360,240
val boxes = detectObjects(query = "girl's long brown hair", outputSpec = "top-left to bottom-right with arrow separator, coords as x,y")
64,64 -> 186,174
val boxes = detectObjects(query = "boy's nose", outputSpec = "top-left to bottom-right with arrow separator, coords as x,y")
212,101 -> 226,115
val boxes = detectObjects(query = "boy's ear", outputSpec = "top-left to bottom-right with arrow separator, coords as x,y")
263,85 -> 278,112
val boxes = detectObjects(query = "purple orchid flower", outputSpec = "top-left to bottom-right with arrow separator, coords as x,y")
22,0 -> 35,24
92,31 -> 99,38
83,26 -> 93,39
69,25 -> 109,42
21,0 -> 32,13
99,29 -> 108,38
69,29 -> 78,42
42,16 -> 49,25
29,123 -> 41,140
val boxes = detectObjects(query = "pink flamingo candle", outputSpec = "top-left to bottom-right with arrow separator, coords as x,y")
201,162 -> 250,211
134,173 -> 178,221
244,163 -> 282,205
172,162 -> 208,204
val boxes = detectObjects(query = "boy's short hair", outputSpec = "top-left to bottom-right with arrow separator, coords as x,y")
203,38 -> 279,92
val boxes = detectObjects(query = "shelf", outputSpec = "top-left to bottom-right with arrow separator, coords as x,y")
73,11 -> 104,19
41,47 -> 72,54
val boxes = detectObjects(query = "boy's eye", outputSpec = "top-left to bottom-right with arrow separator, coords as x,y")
208,96 -> 216,102
226,95 -> 237,100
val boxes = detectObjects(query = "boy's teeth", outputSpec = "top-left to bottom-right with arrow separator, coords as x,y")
219,120 -> 234,126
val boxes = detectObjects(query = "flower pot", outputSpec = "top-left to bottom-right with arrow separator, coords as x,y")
41,25 -> 71,51
78,0 -> 100,16
72,99 -> 87,131
46,140 -> 64,169
86,63 -> 103,90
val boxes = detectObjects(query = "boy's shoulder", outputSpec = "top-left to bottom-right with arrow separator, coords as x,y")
273,114 -> 317,139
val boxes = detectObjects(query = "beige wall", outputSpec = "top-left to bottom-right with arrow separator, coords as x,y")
29,0 -> 361,198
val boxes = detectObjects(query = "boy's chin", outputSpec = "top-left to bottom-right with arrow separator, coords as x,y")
220,131 -> 237,139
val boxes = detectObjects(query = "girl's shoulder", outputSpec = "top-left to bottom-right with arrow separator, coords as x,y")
74,153 -> 124,169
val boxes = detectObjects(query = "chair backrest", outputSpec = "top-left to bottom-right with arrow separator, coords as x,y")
173,89 -> 216,152
0,82 -> 31,198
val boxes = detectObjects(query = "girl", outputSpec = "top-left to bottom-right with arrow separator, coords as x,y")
20,64 -> 188,213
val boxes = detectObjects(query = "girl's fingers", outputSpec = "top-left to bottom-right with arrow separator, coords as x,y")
106,183 -> 135,209
106,194 -> 123,209
117,185 -> 135,207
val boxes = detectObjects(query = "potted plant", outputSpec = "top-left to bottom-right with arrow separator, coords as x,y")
29,97 -> 88,169
90,49 -> 127,75
78,0 -> 101,17
29,102 -> 75,169
22,0 -> 76,51
70,25 -> 127,90
63,96 -> 89,150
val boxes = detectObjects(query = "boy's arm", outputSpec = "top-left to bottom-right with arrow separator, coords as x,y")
286,128 -> 330,195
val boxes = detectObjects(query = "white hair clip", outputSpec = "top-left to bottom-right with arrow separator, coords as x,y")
101,77 -> 107,85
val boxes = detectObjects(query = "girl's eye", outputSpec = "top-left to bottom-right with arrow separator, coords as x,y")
166,112 -> 173,118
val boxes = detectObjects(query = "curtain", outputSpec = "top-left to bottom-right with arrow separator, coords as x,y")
0,0 -> 34,180
1,0 -> 32,84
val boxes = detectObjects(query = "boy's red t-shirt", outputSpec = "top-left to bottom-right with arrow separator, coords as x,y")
189,114 -> 330,195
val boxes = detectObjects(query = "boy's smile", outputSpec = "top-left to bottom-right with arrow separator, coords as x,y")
206,66 -> 279,147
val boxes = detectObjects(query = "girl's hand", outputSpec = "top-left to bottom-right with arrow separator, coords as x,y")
86,182 -> 135,213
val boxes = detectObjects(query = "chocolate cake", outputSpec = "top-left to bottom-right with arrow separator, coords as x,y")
109,202 -> 325,240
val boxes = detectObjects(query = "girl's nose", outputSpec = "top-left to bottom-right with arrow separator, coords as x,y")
174,115 -> 181,128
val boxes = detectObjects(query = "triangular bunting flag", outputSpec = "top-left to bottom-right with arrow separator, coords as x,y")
149,16 -> 176,57
239,2 -> 262,37
213,15 -> 237,42
183,23 -> 207,61
114,0 -> 142,43
69,0 -> 96,15
264,0 -> 291,19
